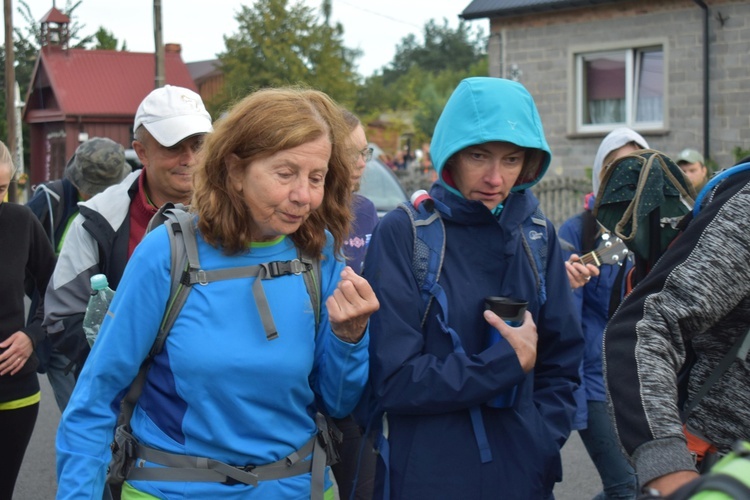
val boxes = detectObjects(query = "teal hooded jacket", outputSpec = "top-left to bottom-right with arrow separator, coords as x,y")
431,77 -> 552,195
364,77 -> 582,499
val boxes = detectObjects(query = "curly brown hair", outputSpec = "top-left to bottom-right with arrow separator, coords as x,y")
191,87 -> 352,258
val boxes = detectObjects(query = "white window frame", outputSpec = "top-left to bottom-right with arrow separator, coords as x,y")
569,39 -> 668,135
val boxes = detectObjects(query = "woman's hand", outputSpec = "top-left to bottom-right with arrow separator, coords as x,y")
326,266 -> 380,343
565,255 -> 600,289
483,310 -> 538,373
0,331 -> 34,376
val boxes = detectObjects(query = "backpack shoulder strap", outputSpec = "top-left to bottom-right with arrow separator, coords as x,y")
396,193 -> 495,464
298,249 -> 321,332
49,179 -> 66,228
681,326 -> 750,421
33,180 -> 65,246
117,206 -> 196,427
152,207 -> 199,356
397,197 -> 446,327
520,206 -> 548,305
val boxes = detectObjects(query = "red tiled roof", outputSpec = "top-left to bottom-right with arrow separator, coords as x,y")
35,48 -> 198,117
40,7 -> 70,24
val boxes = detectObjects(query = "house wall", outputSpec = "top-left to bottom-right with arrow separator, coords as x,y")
29,122 -> 66,186
486,0 -> 750,177
197,74 -> 225,107
30,120 -> 134,186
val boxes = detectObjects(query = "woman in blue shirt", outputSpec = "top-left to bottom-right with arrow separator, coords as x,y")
56,88 -> 379,500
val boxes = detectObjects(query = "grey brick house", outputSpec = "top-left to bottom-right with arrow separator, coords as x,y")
460,0 -> 750,179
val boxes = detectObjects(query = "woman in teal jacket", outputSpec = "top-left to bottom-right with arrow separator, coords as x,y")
56,88 -> 379,499
363,77 -> 583,499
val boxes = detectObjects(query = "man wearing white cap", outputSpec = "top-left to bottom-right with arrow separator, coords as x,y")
43,86 -> 212,409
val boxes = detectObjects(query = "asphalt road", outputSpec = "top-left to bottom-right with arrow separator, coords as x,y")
15,376 -> 602,499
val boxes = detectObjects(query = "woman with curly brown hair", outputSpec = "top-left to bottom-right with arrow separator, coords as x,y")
56,87 -> 379,500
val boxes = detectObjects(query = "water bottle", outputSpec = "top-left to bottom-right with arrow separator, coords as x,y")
484,296 -> 528,408
83,274 -> 115,347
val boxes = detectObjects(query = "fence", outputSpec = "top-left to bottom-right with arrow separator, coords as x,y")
394,168 -> 591,228
531,176 -> 592,227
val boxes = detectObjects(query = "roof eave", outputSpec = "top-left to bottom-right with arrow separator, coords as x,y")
460,0 -> 621,20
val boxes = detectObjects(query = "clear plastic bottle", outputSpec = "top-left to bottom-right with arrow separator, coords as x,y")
83,274 -> 115,347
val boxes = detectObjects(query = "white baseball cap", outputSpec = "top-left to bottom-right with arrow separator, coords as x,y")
133,85 -> 213,147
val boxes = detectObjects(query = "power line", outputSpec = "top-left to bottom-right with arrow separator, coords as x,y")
334,0 -> 422,29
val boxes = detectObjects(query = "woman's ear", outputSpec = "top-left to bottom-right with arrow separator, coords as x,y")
226,154 -> 244,192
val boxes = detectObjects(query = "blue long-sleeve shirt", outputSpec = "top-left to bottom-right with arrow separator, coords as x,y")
56,225 -> 369,499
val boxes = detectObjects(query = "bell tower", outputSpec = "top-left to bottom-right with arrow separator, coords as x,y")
40,3 -> 71,51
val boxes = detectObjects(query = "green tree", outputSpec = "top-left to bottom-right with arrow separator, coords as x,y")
213,0 -> 360,115
357,18 -> 487,142
383,19 -> 486,86
92,27 -> 124,50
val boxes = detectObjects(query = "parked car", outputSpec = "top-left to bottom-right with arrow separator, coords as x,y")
360,143 -> 409,218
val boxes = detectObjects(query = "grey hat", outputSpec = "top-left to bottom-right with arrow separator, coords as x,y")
64,137 -> 131,196
677,148 -> 705,165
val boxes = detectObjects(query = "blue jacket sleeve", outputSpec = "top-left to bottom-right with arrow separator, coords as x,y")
55,228 -> 171,500
310,241 -> 369,418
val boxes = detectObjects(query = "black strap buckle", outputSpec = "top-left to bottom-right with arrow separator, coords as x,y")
266,259 -> 309,278
223,464 -> 256,485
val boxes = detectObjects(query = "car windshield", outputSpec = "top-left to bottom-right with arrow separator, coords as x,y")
358,158 -> 407,216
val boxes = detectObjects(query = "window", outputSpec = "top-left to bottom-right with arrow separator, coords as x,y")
575,45 -> 664,132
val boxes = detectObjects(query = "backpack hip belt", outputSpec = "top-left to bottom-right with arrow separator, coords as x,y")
113,413 -> 333,499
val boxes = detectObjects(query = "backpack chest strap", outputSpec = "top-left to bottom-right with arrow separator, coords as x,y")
183,258 -> 314,341
183,258 -> 312,286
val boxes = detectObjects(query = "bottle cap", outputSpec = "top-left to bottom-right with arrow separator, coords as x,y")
90,274 -> 109,291
410,189 -> 434,211
484,296 -> 527,323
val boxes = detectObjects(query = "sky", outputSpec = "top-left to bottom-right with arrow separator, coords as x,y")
17,0 -> 485,77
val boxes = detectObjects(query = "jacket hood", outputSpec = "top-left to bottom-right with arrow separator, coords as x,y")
431,77 -> 552,193
591,127 -> 649,196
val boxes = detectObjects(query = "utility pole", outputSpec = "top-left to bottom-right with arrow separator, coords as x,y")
153,0 -> 165,89
15,82 -> 26,202
4,0 -> 17,202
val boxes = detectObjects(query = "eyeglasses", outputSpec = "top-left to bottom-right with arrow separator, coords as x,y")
356,147 -> 374,162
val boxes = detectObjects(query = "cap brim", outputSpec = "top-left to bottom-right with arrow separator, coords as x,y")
144,115 -> 213,147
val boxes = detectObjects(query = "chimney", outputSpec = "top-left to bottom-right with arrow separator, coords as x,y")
165,43 -> 182,54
